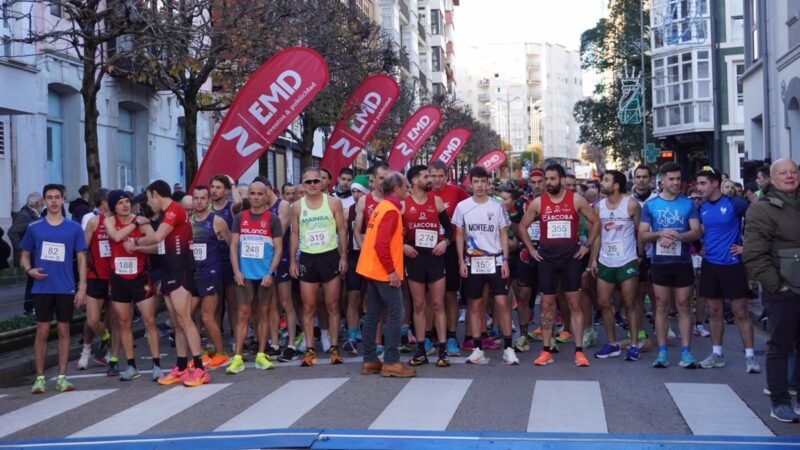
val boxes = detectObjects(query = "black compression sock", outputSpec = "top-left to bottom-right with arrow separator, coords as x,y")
127,359 -> 136,369
177,356 -> 188,371
473,337 -> 482,350
193,355 -> 204,371
418,341 -> 427,353
503,336 -> 513,349
575,346 -> 583,353
439,343 -> 447,358
152,358 -> 161,368
447,331 -> 457,340
425,330 -> 434,341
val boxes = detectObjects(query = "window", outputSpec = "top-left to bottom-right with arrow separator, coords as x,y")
117,107 -> 134,189
176,120 -> 185,188
652,49 -> 712,128
431,46 -> 442,72
730,0 -> 744,43
750,0 -> 759,61
47,91 -> 64,184
0,120 -> 5,158
49,4 -> 61,17
293,155 -> 301,184
433,82 -> 444,96
430,9 -> 441,35
735,62 -> 745,105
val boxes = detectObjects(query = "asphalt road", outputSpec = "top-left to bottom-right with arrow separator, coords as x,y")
1,314 -> 797,443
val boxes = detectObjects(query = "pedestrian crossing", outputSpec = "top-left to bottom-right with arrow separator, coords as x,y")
0,378 -> 776,440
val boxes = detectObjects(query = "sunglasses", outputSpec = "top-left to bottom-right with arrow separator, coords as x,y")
303,179 -> 321,185
702,165 -> 716,174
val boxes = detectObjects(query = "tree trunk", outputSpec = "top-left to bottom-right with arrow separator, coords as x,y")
300,115 -> 318,168
81,56 -> 102,193
183,101 -> 199,186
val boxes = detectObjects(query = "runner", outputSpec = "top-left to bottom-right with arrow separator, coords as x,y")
105,190 -> 163,381
631,165 -> 659,350
23,184 -> 87,394
226,180 -> 283,374
693,167 -> 760,373
639,162 -> 703,369
190,185 -> 231,370
453,166 -> 517,365
274,183 -> 300,362
428,160 -> 469,356
590,171 -> 643,361
518,164 -> 599,367
332,167 -> 356,210
343,175 -> 370,355
136,180 -> 208,387
403,165 -> 453,367
209,174 -> 242,347
281,183 -> 297,203
515,168 -> 546,349
78,189 -> 114,371
290,167 -> 348,367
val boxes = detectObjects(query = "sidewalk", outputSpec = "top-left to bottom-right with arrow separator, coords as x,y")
0,284 -> 26,321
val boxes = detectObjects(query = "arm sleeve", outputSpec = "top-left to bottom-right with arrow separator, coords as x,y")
375,210 -> 399,274
270,214 -> 283,238
743,204 -> 782,293
439,211 -> 453,241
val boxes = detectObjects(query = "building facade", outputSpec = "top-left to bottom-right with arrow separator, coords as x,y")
742,0 -> 800,170
650,0 -> 746,180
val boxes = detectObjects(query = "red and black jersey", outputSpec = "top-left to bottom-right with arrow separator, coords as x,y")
87,215 -> 111,280
161,201 -> 194,270
109,216 -> 147,279
538,190 -> 580,258
403,193 -> 443,250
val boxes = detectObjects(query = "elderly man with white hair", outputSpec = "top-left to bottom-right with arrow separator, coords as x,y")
744,158 -> 800,424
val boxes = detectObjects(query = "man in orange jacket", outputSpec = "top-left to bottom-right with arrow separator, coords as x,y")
357,171 -> 416,378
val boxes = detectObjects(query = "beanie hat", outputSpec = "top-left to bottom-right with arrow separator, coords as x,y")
108,190 -> 132,213
352,175 -> 370,194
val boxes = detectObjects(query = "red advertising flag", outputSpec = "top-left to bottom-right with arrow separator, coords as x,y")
429,127 -> 472,168
386,105 -> 441,170
463,149 -> 506,187
191,47 -> 329,188
320,74 -> 400,177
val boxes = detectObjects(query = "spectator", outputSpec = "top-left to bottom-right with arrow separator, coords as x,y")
8,192 -> 43,266
68,185 -> 92,223
743,158 -> 800,423
173,182 -> 184,193
744,182 -> 759,203
756,166 -> 770,199
734,182 -> 744,197
0,226 -> 11,270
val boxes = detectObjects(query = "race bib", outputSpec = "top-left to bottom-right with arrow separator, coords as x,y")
41,241 -> 65,262
528,222 -> 541,241
98,240 -> 111,258
604,240 -> 622,258
157,241 -> 166,255
471,256 -> 496,274
415,229 -> 437,248
547,221 -> 571,239
305,230 -> 329,248
241,237 -> 265,259
192,243 -> 207,261
114,257 -> 137,275
656,239 -> 682,256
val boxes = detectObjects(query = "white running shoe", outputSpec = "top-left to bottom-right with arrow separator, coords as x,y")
321,333 -> 332,353
458,309 -> 466,323
503,347 -> 520,365
77,345 -> 91,370
693,324 -> 711,337
466,348 -> 485,364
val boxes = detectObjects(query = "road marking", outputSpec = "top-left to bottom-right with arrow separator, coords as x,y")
0,389 -> 115,438
666,382 -> 774,436
370,378 -> 472,431
528,380 -> 607,433
216,378 -> 348,431
0,395 -> 6,400
70,384 -> 230,438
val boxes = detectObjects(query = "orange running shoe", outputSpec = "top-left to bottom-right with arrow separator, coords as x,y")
201,353 -> 212,367
529,327 -> 543,342
207,353 -> 230,370
157,366 -> 190,385
329,346 -> 344,365
575,351 -> 590,367
301,349 -> 317,367
555,330 -> 574,343
534,350 -> 554,366
183,368 -> 211,387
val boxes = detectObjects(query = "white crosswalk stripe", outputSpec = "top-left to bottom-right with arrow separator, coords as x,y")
216,378 -> 349,431
528,380 -> 607,433
70,383 -> 231,438
0,389 -> 116,438
666,382 -> 774,437
370,378 -> 472,430
0,380 -> 777,439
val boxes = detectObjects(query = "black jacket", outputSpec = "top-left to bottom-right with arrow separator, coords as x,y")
8,206 -> 40,249
69,198 -> 92,223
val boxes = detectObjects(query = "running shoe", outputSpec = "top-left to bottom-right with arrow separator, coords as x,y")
151,365 -> 164,382
321,334 -> 332,353
625,346 -> 640,361
638,338 -> 653,353
699,352 -> 725,369
529,327 -> 543,342
424,338 -> 435,355
343,339 -> 358,355
693,324 -> 711,337
770,404 -> 800,423
409,350 -> 429,366
119,366 -> 140,381
582,328 -> 598,348
301,349 -> 317,367
503,347 -> 520,365
55,375 -> 74,393
574,351 -> 590,367
555,330 -> 573,343
226,355 -> 245,374
746,356 -> 762,374
436,356 -> 451,368
514,335 -> 530,352
77,346 -> 91,370
207,353 -> 230,370
398,343 -> 413,353
458,309 -> 466,323
95,351 -> 111,367
466,348 -> 485,364
446,338 -> 461,356
668,327 -> 677,339
534,350 -> 554,366
278,347 -> 299,362
254,352 -> 274,370
652,351 -> 670,368
31,375 -> 46,394
679,351 -> 697,369
183,368 -> 211,387
294,333 -> 305,350
549,341 -> 560,353
266,346 -> 281,360
461,339 -> 474,351
329,346 -> 344,365
158,366 -> 190,385
106,361 -> 120,377
482,336 -> 501,350
594,343 -> 621,359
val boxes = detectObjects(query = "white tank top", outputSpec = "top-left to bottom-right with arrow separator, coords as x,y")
598,195 -> 638,268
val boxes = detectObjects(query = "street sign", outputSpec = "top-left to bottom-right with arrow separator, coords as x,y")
643,143 -> 658,164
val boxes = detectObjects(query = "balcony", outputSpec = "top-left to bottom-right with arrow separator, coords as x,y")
478,93 -> 491,103
399,0 -> 409,21
418,20 -> 426,41
478,78 -> 490,88
418,71 -> 428,91
478,107 -> 491,116
399,49 -> 410,71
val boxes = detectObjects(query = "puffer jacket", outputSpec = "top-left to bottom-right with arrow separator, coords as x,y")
743,184 -> 800,294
